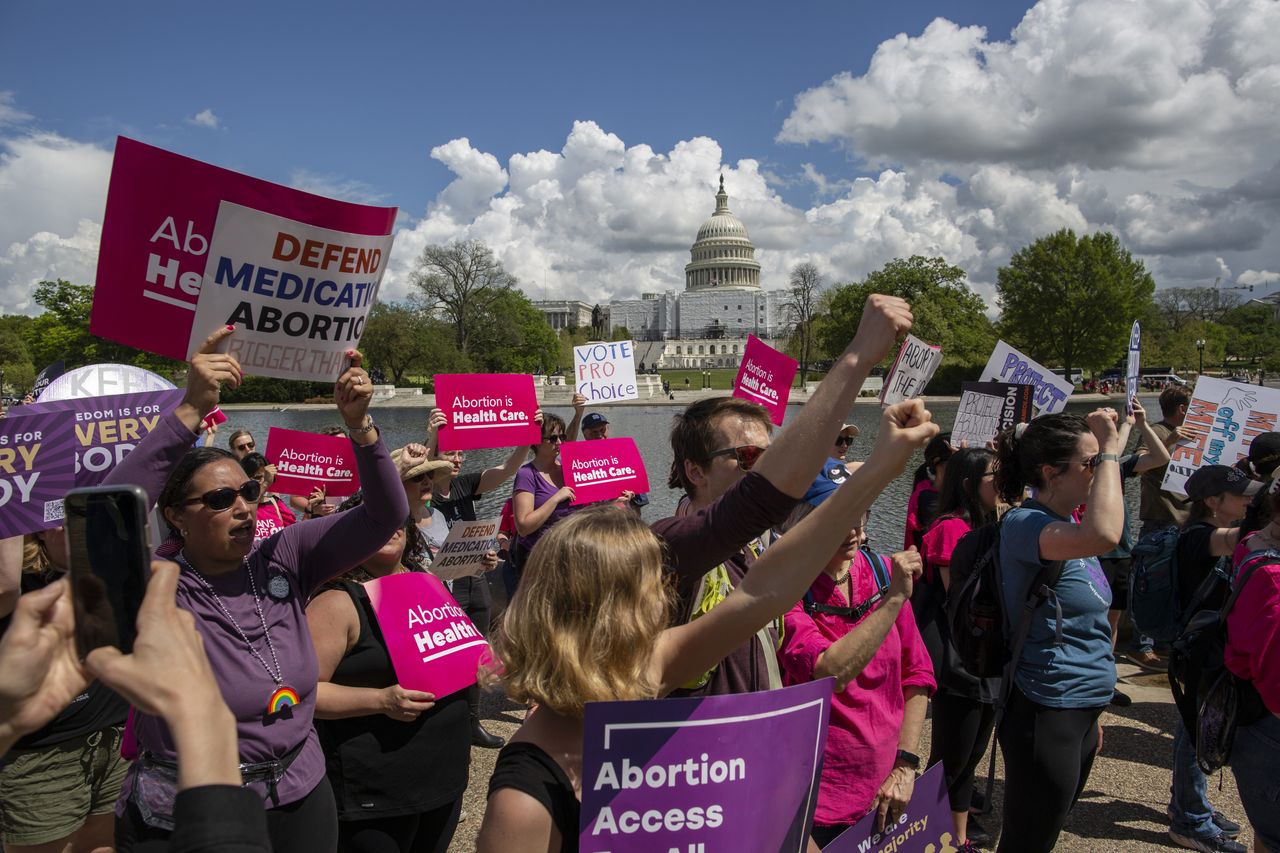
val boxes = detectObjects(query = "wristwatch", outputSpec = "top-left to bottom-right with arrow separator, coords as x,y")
894,749 -> 921,771
1094,452 -> 1119,464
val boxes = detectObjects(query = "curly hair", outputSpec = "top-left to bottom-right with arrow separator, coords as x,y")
487,504 -> 673,717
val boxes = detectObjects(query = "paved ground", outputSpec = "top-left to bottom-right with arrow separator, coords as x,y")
447,662 -> 1254,851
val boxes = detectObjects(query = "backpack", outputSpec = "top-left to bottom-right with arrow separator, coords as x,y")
801,546 -> 892,623
1130,524 -> 1184,643
1168,546 -> 1275,774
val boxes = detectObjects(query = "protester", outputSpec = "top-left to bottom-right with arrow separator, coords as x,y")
227,429 -> 256,460
511,413 -> 579,570
775,463 -> 934,847
476,398 -> 939,852
1224,479 -> 1280,853
654,294 -> 915,699
918,447 -> 998,849
307,516 -> 471,853
991,409 -> 1125,853
570,406 -> 649,511
109,329 -> 406,853
831,423 -> 859,462
426,407 -> 542,749
904,433 -> 953,550
240,452 -> 297,543
1236,431 -> 1280,482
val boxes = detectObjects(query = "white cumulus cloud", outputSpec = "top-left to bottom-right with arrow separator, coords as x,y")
187,108 -> 220,129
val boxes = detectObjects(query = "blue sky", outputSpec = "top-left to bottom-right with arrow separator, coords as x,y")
1,0 -> 1277,311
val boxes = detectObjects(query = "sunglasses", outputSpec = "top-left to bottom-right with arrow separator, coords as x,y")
1054,454 -> 1104,471
835,436 -> 855,447
234,442 -> 255,451
543,434 -> 566,444
180,480 -> 263,511
708,444 -> 766,472
409,471 -> 434,483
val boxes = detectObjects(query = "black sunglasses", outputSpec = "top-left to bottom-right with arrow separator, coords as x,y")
543,434 -> 565,444
235,441 -> 255,451
409,471 -> 433,483
180,480 -> 263,511
708,444 -> 766,472
1053,454 -> 1103,471
835,436 -> 856,447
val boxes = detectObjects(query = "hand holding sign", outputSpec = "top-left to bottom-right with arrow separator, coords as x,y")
182,326 -> 243,423
335,350 -> 374,436
378,685 -> 435,722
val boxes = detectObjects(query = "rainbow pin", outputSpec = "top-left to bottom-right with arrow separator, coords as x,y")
267,686 -> 300,715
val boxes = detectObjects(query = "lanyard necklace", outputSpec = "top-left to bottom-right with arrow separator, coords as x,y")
176,550 -> 298,717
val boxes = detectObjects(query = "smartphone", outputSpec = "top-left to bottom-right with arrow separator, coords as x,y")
63,485 -> 151,658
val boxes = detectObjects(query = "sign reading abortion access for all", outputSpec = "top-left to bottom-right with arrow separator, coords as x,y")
733,335 -> 798,426
1126,321 -> 1142,416
579,679 -> 832,853
0,412 -> 77,538
90,137 -> 397,367
979,340 -> 1075,416
880,335 -> 942,407
188,201 -> 394,380
575,341 -> 638,402
823,763 -> 952,853
951,382 -> 1036,449
365,571 -> 488,699
264,428 -> 360,498
560,437 -> 650,505
1161,377 -> 1280,495
430,517 -> 500,582
433,374 -> 541,451
14,390 -> 184,489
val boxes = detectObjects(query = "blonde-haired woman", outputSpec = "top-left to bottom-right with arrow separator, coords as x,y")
476,400 -> 939,853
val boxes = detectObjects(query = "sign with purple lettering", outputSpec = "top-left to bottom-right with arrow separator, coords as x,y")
1126,320 -> 1141,416
979,340 -> 1074,416
579,679 -> 832,852
0,411 -> 77,537
823,763 -> 952,853
13,390 -> 185,489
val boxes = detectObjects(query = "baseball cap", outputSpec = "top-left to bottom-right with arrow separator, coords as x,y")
582,413 -> 609,429
1248,432 -> 1280,464
839,423 -> 860,438
1184,464 -> 1263,502
800,458 -> 853,507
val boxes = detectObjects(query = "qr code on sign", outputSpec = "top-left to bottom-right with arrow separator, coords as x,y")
43,500 -> 64,523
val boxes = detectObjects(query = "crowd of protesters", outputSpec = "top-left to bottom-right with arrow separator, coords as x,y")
0,295 -> 1278,853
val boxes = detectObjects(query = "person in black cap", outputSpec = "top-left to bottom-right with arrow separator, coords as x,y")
1237,432 -> 1280,482
571,409 -> 650,512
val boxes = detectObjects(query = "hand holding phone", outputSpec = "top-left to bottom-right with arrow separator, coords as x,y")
63,486 -> 150,658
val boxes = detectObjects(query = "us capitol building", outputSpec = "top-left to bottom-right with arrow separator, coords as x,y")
534,177 -> 792,370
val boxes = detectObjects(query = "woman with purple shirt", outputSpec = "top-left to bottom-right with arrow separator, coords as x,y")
109,330 -> 408,853
511,414 -> 579,575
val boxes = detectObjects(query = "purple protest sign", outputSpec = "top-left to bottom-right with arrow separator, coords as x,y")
579,679 -> 832,852
823,763 -> 952,853
13,390 -> 185,490
0,411 -> 77,537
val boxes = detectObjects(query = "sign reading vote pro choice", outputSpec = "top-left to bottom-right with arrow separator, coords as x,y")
264,427 -> 361,498
733,335 -> 798,426
575,341 -> 638,402
365,571 -> 488,699
579,679 -> 832,852
560,437 -> 650,505
824,763 -> 952,853
90,137 -> 397,372
1162,377 -> 1280,495
979,340 -> 1074,416
433,374 -> 541,451
16,389 -> 185,488
0,412 -> 77,538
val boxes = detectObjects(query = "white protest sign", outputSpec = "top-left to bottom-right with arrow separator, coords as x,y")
428,517 -> 499,582
1126,321 -> 1141,415
952,381 -> 1036,448
880,334 -> 942,407
574,341 -> 638,402
1161,377 -> 1280,495
189,201 -> 395,381
979,340 -> 1075,416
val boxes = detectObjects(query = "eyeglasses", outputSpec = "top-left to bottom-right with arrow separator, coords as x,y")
234,442 -> 255,452
180,481 -> 263,511
835,436 -> 855,447
543,434 -> 565,444
409,471 -> 434,483
708,444 -> 767,472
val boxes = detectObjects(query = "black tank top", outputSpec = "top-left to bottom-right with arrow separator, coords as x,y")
316,580 -> 470,819
488,741 -> 580,851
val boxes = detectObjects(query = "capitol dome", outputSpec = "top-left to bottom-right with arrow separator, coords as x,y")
684,176 -> 761,291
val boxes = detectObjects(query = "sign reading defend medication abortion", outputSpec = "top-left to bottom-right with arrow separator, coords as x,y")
0,412 -> 77,538
733,335 -> 798,426
433,374 -> 541,451
264,427 -> 361,498
823,763 -> 951,853
560,437 -> 650,505
90,138 -> 397,368
575,341 -> 638,402
579,679 -> 832,853
429,517 -> 500,582
1161,377 -> 1280,495
880,335 -> 942,407
979,340 -> 1074,416
365,572 -> 488,699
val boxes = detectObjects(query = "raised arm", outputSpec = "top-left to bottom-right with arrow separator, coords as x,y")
565,393 -> 586,442
1039,409 -> 1125,561
653,400 -> 939,693
1129,398 -> 1171,473
479,413 -> 541,496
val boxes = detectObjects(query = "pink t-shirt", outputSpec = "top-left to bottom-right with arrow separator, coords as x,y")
919,515 -> 971,585
779,550 -> 937,826
903,480 -> 938,551
1226,539 -> 1280,714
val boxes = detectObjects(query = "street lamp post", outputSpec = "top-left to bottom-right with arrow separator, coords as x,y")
1195,339 -> 1206,377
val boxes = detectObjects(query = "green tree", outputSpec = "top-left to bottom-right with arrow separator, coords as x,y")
410,240 -> 516,355
786,262 -> 823,385
360,302 -> 437,385
996,230 -> 1155,380
610,325 -> 631,342
469,290 -> 560,375
819,256 -> 995,367
1220,304 -> 1280,370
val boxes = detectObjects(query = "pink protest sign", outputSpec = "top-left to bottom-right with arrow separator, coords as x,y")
433,374 -> 541,451
733,335 -> 798,425
364,572 -> 488,699
264,427 -> 360,498
560,437 -> 650,505
90,137 -> 397,364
